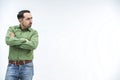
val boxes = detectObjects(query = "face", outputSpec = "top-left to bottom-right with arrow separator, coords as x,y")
19,13 -> 32,29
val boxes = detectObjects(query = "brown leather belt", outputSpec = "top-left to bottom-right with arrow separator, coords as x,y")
9,60 -> 32,66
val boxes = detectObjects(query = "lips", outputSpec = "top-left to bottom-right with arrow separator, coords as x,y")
29,23 -> 32,25
30,22 -> 32,24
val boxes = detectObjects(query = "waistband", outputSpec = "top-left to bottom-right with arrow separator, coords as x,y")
9,60 -> 32,66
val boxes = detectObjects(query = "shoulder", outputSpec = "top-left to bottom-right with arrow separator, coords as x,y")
8,25 -> 19,29
29,28 -> 38,33
29,28 -> 39,37
7,25 -> 19,31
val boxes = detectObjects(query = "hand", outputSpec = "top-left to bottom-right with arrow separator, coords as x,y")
9,32 -> 15,37
25,39 -> 29,42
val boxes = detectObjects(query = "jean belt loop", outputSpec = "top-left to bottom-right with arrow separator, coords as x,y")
23,60 -> 25,64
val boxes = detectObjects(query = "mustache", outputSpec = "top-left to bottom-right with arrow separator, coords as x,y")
30,22 -> 32,24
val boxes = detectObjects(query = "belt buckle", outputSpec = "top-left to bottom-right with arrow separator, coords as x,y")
15,60 -> 19,66
23,60 -> 25,64
16,60 -> 23,66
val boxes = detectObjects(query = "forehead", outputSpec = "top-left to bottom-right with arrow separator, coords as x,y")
23,13 -> 32,18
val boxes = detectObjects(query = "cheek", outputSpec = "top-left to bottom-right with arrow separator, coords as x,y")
23,21 -> 29,25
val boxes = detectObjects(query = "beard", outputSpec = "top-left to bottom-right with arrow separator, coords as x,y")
22,23 -> 32,29
28,22 -> 32,28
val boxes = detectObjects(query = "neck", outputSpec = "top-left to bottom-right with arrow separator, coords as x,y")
20,24 -> 26,30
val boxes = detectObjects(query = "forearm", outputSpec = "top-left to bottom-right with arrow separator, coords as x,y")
5,27 -> 26,46
6,36 -> 26,46
19,39 -> 38,50
19,31 -> 38,50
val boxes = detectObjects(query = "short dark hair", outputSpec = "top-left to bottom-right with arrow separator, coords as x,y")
17,10 -> 30,19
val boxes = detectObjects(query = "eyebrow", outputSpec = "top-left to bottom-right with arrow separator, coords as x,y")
26,17 -> 32,19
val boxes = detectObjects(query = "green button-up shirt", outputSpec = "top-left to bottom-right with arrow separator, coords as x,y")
5,25 -> 39,60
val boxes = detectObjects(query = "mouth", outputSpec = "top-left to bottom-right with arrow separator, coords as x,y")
29,23 -> 32,26
30,22 -> 32,25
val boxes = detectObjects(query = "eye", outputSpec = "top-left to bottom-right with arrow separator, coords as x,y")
26,17 -> 32,20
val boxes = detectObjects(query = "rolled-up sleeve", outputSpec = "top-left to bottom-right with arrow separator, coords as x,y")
5,27 -> 26,46
19,30 -> 39,50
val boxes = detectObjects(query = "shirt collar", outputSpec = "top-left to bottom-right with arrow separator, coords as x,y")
19,25 -> 31,32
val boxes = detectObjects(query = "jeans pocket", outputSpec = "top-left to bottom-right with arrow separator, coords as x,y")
5,64 -> 18,78
22,62 -> 34,76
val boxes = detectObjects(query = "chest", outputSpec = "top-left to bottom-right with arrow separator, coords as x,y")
14,30 -> 33,40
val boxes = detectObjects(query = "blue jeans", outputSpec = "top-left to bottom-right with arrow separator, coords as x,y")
5,62 -> 34,80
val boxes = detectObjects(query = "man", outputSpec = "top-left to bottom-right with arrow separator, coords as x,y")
5,10 -> 38,80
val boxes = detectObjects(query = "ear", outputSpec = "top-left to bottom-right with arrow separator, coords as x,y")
18,19 -> 22,22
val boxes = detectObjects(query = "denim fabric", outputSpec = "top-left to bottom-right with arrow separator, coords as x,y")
5,62 -> 34,80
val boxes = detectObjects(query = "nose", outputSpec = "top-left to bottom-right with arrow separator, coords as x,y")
30,19 -> 32,22
30,19 -> 32,23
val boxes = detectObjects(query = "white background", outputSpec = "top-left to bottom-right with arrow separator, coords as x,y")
0,0 -> 120,80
